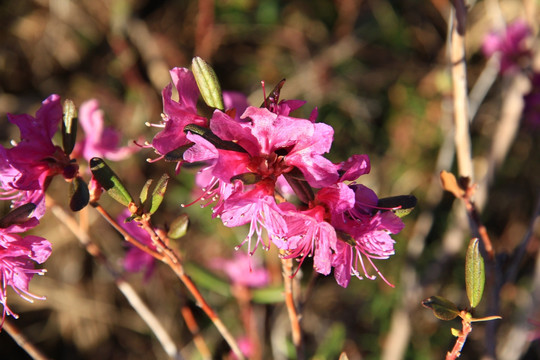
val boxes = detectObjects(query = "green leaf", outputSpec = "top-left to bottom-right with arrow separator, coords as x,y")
377,195 -> 417,218
62,99 -> 78,155
140,179 -> 153,205
0,203 -> 37,228
251,286 -> 285,304
313,323 -> 346,360
89,157 -> 133,207
184,262 -> 231,296
69,176 -> 89,211
230,172 -> 262,185
191,57 -> 224,110
149,173 -> 169,215
184,124 -> 247,153
421,296 -> 460,321
465,238 -> 485,308
167,214 -> 189,239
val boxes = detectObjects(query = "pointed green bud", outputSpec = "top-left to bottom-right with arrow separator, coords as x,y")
167,214 -> 189,239
70,176 -> 90,211
0,203 -> 37,228
90,157 -> 133,207
377,195 -> 417,218
191,57 -> 224,110
62,99 -> 78,155
465,238 -> 485,308
421,296 -> 460,321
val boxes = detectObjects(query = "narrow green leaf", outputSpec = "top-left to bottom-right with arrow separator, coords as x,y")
69,176 -> 89,211
184,124 -> 247,153
0,203 -> 37,228
377,195 -> 417,218
284,173 -> 315,204
149,173 -> 169,214
251,286 -> 285,304
421,296 -> 460,321
230,172 -> 262,185
89,157 -> 133,206
167,214 -> 189,239
62,99 -> 78,155
191,57 -> 224,110
140,179 -> 153,205
164,144 -> 193,162
466,238 -> 485,308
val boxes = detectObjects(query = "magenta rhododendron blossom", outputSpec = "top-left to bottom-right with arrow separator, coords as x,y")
482,19 -> 531,74
164,68 -> 410,287
151,68 -> 208,157
0,217 -> 51,325
0,95 -> 77,216
117,210 -> 156,280
73,99 -> 138,161
210,252 -> 269,288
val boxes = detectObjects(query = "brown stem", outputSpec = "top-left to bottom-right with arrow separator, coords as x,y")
3,319 -> 51,360
90,202 -> 244,359
49,200 -> 182,359
180,304 -> 212,360
446,315 -> 473,360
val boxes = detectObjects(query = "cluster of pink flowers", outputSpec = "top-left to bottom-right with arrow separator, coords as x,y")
0,95 -> 135,323
149,67 -> 405,287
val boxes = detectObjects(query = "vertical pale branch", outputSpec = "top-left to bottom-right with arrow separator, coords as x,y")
3,319 -> 51,360
281,258 -> 303,357
450,0 -> 473,180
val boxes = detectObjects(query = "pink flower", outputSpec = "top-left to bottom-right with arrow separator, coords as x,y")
0,217 -> 51,325
151,68 -> 208,157
482,19 -> 531,74
73,99 -> 138,161
0,95 -> 76,216
219,181 -> 288,253
210,252 -> 269,288
117,210 -> 156,280
279,203 -> 338,276
330,185 -> 404,287
182,105 -> 339,252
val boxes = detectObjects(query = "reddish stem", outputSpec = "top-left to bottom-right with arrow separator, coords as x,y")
446,314 -> 473,360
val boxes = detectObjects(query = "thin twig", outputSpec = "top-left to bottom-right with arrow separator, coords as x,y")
281,258 -> 303,359
180,304 -> 212,360
3,318 -> 51,360
90,202 -> 244,359
446,315 -> 473,360
49,201 -> 183,360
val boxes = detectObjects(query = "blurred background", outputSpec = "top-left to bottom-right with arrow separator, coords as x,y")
1,0 -> 539,359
